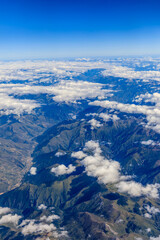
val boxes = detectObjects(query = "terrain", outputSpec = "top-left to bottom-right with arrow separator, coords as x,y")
0,58 -> 160,239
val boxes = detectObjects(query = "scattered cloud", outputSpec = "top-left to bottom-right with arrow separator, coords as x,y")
117,181 -> 160,198
141,140 -> 160,146
0,214 -> 22,226
88,119 -> 102,129
135,92 -> 160,106
90,99 -> 160,133
145,205 -> 160,215
55,151 -> 66,157
102,65 -> 160,82
150,236 -> 160,240
19,217 -> 68,238
0,207 -> 11,215
38,204 -> 47,210
72,141 -> 160,198
21,222 -> 57,236
72,141 -> 122,184
71,151 -> 87,159
30,167 -> 37,175
51,164 -> 76,176
40,214 -> 60,223
99,112 -> 119,122
0,93 -> 39,115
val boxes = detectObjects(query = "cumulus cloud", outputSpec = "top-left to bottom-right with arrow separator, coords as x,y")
72,141 -> 121,184
117,181 -> 160,198
51,164 -> 76,176
135,92 -> 160,106
90,99 -> 160,133
55,151 -> 66,157
21,222 -> 57,236
0,93 -> 39,115
0,81 -> 111,102
145,205 -> 160,215
38,204 -> 47,210
72,141 -> 160,198
0,59 -> 118,115
0,79 -> 112,115
52,230 -> 69,238
4,58 -> 159,115
150,236 -> 160,240
88,119 -> 102,129
141,140 -> 160,146
20,218 -> 68,238
40,214 -> 60,222
144,213 -> 152,218
102,64 -> 160,82
71,151 -> 87,159
30,167 -> 37,175
0,207 -> 11,215
99,113 -> 119,122
0,214 -> 22,226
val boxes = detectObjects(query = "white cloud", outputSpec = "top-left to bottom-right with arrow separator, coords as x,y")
52,230 -> 68,238
19,219 -> 35,227
0,93 -> 39,115
20,218 -> 67,238
51,164 -> 76,176
38,204 -> 47,210
30,167 -> 37,175
1,59 -> 160,86
90,100 -> 160,133
0,214 -> 22,226
141,140 -> 157,146
0,59 -> 118,115
88,119 -> 102,129
0,207 -> 11,215
40,214 -> 60,222
150,236 -> 160,240
99,113 -> 119,122
145,205 -> 160,215
72,141 -> 121,184
102,65 -> 160,82
21,222 -> 57,236
72,141 -> 160,198
71,151 -> 87,159
0,79 -> 111,115
55,151 -> 66,157
117,181 -> 160,198
135,93 -> 160,106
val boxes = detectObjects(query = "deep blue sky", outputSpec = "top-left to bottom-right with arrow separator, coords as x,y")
0,0 -> 160,59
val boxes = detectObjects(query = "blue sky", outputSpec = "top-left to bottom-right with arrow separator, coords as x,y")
0,0 -> 160,59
